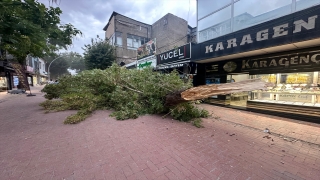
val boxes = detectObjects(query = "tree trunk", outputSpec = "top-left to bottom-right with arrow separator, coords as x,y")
165,79 -> 273,106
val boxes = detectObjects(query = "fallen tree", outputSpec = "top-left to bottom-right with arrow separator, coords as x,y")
40,64 -> 272,126
166,79 -> 273,106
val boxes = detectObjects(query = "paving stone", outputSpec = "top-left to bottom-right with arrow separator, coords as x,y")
0,86 -> 319,179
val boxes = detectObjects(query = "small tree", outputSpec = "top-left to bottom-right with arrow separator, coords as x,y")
82,36 -> 116,70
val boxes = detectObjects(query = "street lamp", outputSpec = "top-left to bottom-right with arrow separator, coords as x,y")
48,55 -> 63,81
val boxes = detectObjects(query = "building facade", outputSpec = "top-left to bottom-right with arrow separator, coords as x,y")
103,12 -> 196,69
193,0 -> 320,121
152,13 -> 190,54
103,12 -> 152,65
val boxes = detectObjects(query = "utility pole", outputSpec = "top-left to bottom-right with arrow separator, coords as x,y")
48,55 -> 64,81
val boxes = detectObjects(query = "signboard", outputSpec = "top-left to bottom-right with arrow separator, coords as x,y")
242,52 -> 320,71
137,38 -> 156,60
194,5 -> 320,62
278,94 -> 313,102
13,76 -> 19,86
157,43 -> 191,65
157,63 -> 184,70
26,66 -> 34,73
137,55 -> 156,69
205,50 -> 320,74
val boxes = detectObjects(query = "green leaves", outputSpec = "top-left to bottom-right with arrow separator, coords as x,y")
40,64 -> 208,126
83,36 -> 116,70
0,0 -> 81,63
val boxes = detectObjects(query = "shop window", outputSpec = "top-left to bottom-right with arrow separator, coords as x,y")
250,72 -> 320,106
0,77 -> 7,91
296,0 -> 320,12
233,0 -> 292,32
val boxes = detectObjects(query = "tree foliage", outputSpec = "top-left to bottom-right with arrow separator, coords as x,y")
69,52 -> 86,72
40,64 -> 208,126
83,36 -> 116,70
0,0 -> 82,64
42,53 -> 70,80
42,52 -> 85,80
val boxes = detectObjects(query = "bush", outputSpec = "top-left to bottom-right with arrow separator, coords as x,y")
40,63 -> 208,126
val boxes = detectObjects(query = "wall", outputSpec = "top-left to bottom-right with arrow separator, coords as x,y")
105,16 -> 115,39
114,14 -> 152,64
151,13 -> 188,54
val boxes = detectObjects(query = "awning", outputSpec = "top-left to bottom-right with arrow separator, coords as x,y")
4,66 -> 15,71
156,60 -> 190,70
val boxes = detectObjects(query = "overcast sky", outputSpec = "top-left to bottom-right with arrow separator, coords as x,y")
38,0 -> 197,55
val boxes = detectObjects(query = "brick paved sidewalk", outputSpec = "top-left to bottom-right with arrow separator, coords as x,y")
199,104 -> 320,145
0,86 -> 319,180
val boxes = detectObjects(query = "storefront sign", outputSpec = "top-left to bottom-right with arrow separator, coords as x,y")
137,55 -> 156,69
194,5 -> 320,61
206,50 -> 320,75
138,61 -> 152,68
13,76 -> 19,86
26,66 -> 34,72
205,15 -> 318,54
137,39 -> 156,60
157,63 -> 184,70
157,43 -> 191,64
242,52 -> 320,70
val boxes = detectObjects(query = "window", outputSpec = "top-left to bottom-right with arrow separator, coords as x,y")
115,32 -> 122,46
198,0 -> 232,19
296,0 -> 320,11
233,0 -> 292,32
109,33 -> 115,45
198,5 -> 231,32
127,34 -> 148,49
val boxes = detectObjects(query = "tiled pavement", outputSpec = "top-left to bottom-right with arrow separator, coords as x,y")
200,104 -> 320,145
0,86 -> 319,180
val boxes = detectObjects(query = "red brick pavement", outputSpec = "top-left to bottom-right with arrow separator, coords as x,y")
0,86 -> 319,180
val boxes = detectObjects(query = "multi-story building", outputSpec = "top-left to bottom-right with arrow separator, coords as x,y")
25,56 -> 48,86
37,58 -> 48,84
103,12 -> 152,65
193,0 -> 320,120
103,12 -> 196,66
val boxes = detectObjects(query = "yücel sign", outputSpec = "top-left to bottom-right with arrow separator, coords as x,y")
242,52 -> 320,70
205,15 -> 318,53
157,43 -> 191,64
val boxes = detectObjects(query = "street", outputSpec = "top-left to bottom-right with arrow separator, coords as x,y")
0,86 -> 320,180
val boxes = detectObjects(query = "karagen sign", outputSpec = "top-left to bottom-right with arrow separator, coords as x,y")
242,52 -> 320,70
205,15 -> 318,53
